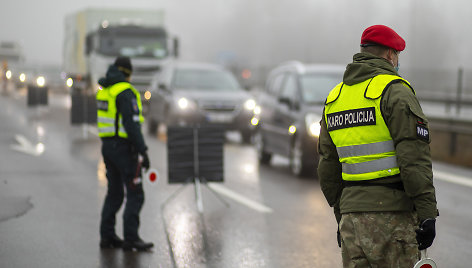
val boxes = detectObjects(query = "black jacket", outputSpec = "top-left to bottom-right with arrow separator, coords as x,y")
98,65 -> 147,154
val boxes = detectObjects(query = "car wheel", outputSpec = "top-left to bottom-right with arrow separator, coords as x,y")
254,130 -> 271,164
290,135 -> 314,177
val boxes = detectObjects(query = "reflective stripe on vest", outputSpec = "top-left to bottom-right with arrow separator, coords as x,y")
336,140 -> 395,159
342,156 -> 398,175
96,82 -> 144,138
324,74 -> 414,181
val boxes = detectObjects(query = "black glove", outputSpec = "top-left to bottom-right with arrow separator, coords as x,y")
415,218 -> 436,250
141,152 -> 150,171
337,227 -> 341,248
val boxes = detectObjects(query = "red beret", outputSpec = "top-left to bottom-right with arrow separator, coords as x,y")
360,25 -> 406,51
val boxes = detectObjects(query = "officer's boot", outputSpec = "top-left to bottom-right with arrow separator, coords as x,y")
100,234 -> 124,249
122,238 -> 154,251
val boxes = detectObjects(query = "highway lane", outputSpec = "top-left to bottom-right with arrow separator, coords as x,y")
0,89 -> 471,267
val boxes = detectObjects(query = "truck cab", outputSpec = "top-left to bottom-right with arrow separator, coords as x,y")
85,24 -> 177,95
63,9 -> 179,115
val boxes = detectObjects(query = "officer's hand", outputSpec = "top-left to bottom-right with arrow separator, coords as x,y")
337,227 -> 341,248
415,218 -> 436,250
141,152 -> 150,171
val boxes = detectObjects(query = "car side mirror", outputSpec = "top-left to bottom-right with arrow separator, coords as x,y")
158,83 -> 168,91
278,96 -> 291,107
278,97 -> 300,110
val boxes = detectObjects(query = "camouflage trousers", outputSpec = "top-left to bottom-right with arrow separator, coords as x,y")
339,211 -> 420,268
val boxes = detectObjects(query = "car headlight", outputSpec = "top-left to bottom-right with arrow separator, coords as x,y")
36,76 -> 46,87
244,98 -> 256,110
253,105 -> 261,115
144,90 -> 152,100
66,78 -> 73,88
178,98 -> 188,109
176,97 -> 197,110
305,113 -> 322,137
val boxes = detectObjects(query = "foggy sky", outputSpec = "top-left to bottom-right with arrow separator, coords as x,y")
1,0 -> 471,75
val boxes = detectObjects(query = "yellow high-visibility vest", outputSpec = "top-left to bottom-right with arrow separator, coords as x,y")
96,82 -> 144,138
324,74 -> 414,181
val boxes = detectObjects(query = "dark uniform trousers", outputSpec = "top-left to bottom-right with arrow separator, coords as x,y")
100,138 -> 144,241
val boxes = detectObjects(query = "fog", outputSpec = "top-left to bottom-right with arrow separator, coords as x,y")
1,0 -> 471,91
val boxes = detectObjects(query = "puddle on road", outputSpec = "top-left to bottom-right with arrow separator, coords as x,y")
0,194 -> 33,223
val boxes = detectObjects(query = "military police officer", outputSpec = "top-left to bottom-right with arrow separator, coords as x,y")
97,56 -> 154,251
318,25 -> 438,267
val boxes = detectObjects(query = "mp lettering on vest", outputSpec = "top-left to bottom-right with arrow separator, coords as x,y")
327,107 -> 376,131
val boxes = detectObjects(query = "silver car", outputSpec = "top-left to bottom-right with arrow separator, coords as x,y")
147,62 -> 256,142
253,61 -> 344,176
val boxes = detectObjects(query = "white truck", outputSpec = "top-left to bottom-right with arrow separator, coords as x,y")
63,8 -> 178,95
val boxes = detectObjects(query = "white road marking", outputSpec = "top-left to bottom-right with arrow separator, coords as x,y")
434,169 -> 472,188
87,126 -> 99,137
208,183 -> 273,213
10,134 -> 44,156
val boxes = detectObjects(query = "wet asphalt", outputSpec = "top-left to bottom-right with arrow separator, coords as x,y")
0,87 -> 471,268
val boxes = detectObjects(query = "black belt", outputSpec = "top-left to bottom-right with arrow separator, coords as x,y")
344,179 -> 404,191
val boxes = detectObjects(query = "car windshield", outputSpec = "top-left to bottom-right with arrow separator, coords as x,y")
300,73 -> 341,103
99,31 -> 168,59
172,68 -> 241,91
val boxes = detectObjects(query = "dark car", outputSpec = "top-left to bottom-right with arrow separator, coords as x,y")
147,62 -> 256,142
252,61 -> 344,176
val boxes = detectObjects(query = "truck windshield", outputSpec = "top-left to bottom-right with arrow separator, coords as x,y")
99,29 -> 168,59
173,69 -> 241,91
301,73 -> 340,103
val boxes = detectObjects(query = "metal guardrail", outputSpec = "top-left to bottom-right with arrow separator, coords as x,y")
417,94 -> 472,135
419,95 -> 472,106
428,117 -> 472,135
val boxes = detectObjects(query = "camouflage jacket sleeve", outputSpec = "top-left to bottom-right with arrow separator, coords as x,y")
381,82 -> 438,221
318,109 -> 343,223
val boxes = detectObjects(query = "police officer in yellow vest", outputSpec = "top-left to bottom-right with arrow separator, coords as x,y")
318,25 -> 438,267
97,56 -> 153,251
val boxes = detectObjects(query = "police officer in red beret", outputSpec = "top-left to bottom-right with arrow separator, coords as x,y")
318,25 -> 438,267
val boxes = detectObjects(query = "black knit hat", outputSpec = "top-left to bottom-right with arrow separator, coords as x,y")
114,56 -> 132,76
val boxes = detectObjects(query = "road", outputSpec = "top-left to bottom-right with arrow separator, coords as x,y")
0,88 -> 471,268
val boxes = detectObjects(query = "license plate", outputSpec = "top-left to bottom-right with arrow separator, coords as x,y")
206,113 -> 233,123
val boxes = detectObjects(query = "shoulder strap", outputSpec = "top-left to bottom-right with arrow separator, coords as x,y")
365,74 -> 414,99
109,82 -> 132,97
325,82 -> 344,104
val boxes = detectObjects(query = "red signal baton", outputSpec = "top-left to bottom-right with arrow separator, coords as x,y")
413,249 -> 437,268
143,168 -> 159,187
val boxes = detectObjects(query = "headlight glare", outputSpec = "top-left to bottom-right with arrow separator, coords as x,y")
144,90 -> 152,100
288,125 -> 297,134
253,105 -> 261,115
36,76 -> 46,87
305,113 -> 322,137
178,98 -> 189,109
66,78 -> 73,88
244,99 -> 256,110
